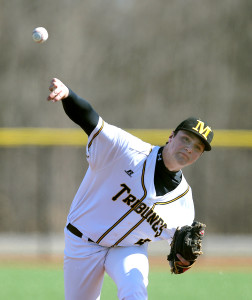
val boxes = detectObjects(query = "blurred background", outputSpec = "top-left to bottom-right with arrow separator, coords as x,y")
0,0 -> 251,257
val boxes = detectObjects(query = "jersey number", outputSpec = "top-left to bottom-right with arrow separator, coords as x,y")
135,238 -> 151,245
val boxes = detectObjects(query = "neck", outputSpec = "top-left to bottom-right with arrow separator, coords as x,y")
162,146 -> 181,172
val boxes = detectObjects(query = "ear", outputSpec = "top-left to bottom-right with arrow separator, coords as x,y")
168,131 -> 175,143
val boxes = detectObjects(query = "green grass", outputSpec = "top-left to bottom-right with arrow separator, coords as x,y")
148,270 -> 252,300
0,266 -> 64,299
0,265 -> 252,300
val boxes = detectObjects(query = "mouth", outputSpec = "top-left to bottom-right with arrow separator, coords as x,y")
179,152 -> 189,160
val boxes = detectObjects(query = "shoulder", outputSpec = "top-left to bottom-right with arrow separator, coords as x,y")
90,117 -> 153,152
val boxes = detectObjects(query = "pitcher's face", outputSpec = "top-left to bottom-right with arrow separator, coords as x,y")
163,130 -> 205,170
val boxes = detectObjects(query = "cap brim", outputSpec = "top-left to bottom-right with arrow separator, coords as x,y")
190,130 -> 211,151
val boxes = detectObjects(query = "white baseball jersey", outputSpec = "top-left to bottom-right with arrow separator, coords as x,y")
66,117 -> 195,249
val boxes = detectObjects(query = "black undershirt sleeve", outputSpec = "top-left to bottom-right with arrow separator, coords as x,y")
62,92 -> 178,195
62,89 -> 99,136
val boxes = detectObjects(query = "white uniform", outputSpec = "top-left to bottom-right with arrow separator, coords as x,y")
64,117 -> 195,300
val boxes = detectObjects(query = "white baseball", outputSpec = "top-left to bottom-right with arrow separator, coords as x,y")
32,27 -> 48,43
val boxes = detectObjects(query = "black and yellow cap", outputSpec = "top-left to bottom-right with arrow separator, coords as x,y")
175,117 -> 214,151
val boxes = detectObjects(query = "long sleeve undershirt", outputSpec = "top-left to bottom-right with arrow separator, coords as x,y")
62,89 -> 99,136
61,90 -> 182,195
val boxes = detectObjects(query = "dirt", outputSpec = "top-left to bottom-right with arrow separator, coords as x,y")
149,256 -> 252,272
1,254 -> 252,272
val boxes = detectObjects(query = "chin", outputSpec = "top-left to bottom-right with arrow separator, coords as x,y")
175,158 -> 192,170
175,155 -> 189,165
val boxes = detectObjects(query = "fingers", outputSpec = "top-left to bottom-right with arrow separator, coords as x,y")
47,78 -> 60,101
47,78 -> 69,102
48,78 -> 59,92
176,253 -> 190,266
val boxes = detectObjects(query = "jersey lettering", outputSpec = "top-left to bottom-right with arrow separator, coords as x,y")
112,184 -> 168,238
141,208 -> 153,219
147,212 -> 159,225
122,194 -> 137,205
134,203 -> 147,214
152,218 -> 164,231
131,200 -> 141,209
112,183 -> 131,201
155,223 -> 167,237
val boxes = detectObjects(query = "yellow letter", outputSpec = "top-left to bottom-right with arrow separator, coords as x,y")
192,120 -> 212,140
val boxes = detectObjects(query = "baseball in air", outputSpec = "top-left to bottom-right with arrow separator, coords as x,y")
32,27 -> 48,43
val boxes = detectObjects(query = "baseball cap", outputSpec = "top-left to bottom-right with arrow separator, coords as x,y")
174,117 -> 214,151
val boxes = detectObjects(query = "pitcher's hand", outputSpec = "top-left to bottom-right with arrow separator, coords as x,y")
176,253 -> 190,266
47,78 -> 69,102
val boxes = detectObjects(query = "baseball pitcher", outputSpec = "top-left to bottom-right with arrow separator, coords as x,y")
47,78 -> 213,300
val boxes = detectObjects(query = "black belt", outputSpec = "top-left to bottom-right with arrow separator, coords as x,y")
67,223 -> 83,238
66,223 -> 95,243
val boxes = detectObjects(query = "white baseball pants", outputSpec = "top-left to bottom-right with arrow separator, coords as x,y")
64,229 -> 149,300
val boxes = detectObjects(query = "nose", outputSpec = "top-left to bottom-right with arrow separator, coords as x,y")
185,147 -> 192,153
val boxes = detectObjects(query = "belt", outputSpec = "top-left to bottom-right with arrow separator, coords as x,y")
66,223 -> 95,243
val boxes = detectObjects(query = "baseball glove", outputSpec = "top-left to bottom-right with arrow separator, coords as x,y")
167,221 -> 206,274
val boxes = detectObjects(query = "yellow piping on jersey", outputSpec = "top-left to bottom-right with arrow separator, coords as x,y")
112,186 -> 190,246
95,148 -> 151,244
113,217 -> 149,246
88,120 -> 104,149
154,186 -> 190,205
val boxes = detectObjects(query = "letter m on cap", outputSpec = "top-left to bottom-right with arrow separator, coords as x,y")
192,120 -> 212,140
